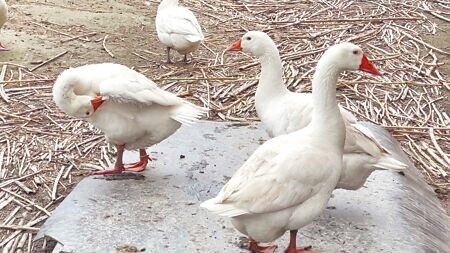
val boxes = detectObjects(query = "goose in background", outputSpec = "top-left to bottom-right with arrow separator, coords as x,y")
155,0 -> 204,63
0,0 -> 8,51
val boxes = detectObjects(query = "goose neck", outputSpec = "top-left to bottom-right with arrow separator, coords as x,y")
309,60 -> 345,142
61,86 -> 79,110
53,73 -> 83,116
256,51 -> 287,101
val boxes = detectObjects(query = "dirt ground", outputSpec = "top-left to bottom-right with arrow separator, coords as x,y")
423,16 -> 450,214
2,0 -> 176,73
0,0 -> 449,252
425,17 -> 450,114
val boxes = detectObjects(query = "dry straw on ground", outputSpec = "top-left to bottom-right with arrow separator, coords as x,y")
0,0 -> 449,252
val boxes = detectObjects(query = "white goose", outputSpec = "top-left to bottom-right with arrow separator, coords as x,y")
227,31 -> 406,190
201,43 -> 380,253
155,0 -> 204,63
53,63 -> 207,175
0,0 -> 8,51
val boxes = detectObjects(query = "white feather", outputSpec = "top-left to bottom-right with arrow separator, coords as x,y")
52,63 -> 208,150
200,198 -> 248,217
244,31 -> 406,190
155,0 -> 204,55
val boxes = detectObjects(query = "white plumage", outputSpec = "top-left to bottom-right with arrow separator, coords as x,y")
229,31 -> 406,190
0,0 -> 8,51
155,0 -> 204,62
53,63 -> 207,174
202,42 -> 381,253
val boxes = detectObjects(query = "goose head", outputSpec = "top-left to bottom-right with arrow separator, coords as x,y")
62,95 -> 104,118
53,68 -> 106,119
322,42 -> 379,75
53,89 -> 104,119
227,31 -> 277,58
158,0 -> 179,11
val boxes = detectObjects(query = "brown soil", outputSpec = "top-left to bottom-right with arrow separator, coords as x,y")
422,15 -> 450,214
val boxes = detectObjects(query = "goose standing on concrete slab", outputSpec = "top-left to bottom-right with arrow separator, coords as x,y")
227,31 -> 406,190
202,43 -> 380,253
53,63 -> 207,175
155,0 -> 204,63
0,0 -> 8,51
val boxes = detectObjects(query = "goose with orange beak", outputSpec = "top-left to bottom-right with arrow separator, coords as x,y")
225,31 -> 404,192
202,35 -> 404,253
53,63 -> 207,175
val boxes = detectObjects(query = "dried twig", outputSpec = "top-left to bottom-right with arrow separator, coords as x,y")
29,51 -> 68,72
102,35 -> 115,58
0,225 -> 39,232
51,167 -> 65,200
61,32 -> 98,43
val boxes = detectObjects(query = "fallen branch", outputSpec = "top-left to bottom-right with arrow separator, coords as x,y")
0,225 -> 40,232
102,35 -> 115,58
29,51 -> 68,72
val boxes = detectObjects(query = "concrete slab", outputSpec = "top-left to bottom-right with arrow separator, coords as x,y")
35,121 -> 450,253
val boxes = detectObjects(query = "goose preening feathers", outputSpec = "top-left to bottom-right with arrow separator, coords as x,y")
53,63 -> 207,175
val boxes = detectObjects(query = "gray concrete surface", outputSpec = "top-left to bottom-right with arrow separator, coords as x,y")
35,121 -> 450,253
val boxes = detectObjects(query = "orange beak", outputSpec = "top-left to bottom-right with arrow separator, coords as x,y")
226,39 -> 242,52
359,54 -> 380,75
90,96 -> 105,112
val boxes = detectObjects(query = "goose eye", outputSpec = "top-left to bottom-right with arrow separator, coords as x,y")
353,50 -> 359,55
85,112 -> 90,116
246,37 -> 252,41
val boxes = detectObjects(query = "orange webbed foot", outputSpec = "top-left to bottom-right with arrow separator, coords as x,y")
0,43 -> 9,51
123,155 -> 156,172
93,166 -> 124,175
249,239 -> 277,253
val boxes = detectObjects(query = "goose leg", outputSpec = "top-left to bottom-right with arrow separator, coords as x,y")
0,42 -> 8,51
248,239 -> 277,253
166,47 -> 172,63
94,144 -> 125,175
284,230 -> 312,253
124,149 -> 155,172
183,54 -> 188,62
